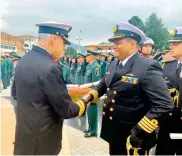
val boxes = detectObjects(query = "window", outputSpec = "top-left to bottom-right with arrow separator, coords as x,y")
13,47 -> 15,50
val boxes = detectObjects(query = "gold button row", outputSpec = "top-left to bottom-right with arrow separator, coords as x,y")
102,112 -> 113,120
106,88 -> 117,95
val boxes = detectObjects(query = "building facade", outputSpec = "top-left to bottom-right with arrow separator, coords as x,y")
86,42 -> 114,55
16,35 -> 37,53
0,32 -> 24,55
0,32 -> 37,56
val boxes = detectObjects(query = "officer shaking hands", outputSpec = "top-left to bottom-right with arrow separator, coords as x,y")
81,22 -> 173,155
156,27 -> 182,155
13,21 -> 89,155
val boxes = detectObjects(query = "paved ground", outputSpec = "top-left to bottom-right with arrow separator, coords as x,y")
1,87 -> 109,155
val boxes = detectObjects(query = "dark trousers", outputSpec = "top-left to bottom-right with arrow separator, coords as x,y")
156,128 -> 182,155
156,114 -> 182,155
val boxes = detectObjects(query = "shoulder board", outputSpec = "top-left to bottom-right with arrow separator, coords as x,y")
161,59 -> 177,69
162,59 -> 177,64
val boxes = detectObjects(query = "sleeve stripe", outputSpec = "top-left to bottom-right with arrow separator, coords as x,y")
75,100 -> 85,116
144,116 -> 158,128
89,89 -> 99,100
139,119 -> 156,131
138,122 -> 152,133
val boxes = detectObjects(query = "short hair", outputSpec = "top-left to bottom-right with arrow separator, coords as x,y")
38,33 -> 52,41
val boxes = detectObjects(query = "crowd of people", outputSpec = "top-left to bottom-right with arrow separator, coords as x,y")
2,20 -> 182,156
0,54 -> 21,90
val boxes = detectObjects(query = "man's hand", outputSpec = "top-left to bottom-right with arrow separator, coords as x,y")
81,93 -> 94,104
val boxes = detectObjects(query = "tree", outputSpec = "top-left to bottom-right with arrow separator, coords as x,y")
65,46 -> 77,58
145,13 -> 170,50
128,16 -> 146,33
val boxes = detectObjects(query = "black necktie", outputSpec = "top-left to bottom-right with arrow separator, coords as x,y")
177,63 -> 182,78
117,62 -> 123,71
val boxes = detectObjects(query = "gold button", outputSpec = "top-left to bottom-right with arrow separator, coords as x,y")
113,91 -> 117,94
103,112 -> 105,115
107,88 -> 110,91
110,108 -> 114,112
104,104 -> 106,107
112,99 -> 115,103
181,117 -> 182,120
169,113 -> 172,116
105,95 -> 108,99
109,116 -> 113,120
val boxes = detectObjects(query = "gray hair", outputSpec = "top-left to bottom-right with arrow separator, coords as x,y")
38,33 -> 52,41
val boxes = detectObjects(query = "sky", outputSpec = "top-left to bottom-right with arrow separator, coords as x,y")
1,0 -> 182,45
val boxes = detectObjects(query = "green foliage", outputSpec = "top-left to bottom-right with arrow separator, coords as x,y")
128,16 -> 146,33
128,13 -> 171,50
145,13 -> 170,50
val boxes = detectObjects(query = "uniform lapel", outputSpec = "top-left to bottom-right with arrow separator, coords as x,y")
106,60 -> 118,86
165,60 -> 178,87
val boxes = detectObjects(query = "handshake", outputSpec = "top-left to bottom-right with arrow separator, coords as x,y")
77,90 -> 99,116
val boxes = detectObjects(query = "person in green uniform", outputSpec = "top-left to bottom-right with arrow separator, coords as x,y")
100,54 -> 107,79
75,53 -> 86,85
70,57 -> 77,84
1,56 -> 8,89
59,58 -> 71,84
96,54 -> 101,65
84,49 -> 101,138
7,56 -> 14,86
107,52 -> 115,65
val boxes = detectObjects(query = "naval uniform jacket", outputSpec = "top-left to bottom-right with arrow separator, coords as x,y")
13,45 -> 83,155
94,52 -> 173,149
155,59 -> 182,155
160,60 -> 182,132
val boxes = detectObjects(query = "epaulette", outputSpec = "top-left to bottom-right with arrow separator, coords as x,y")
161,59 -> 177,69
162,59 -> 176,64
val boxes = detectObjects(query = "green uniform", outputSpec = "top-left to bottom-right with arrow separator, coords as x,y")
75,63 -> 86,85
84,60 -> 101,135
1,60 -> 8,89
70,63 -> 77,84
100,60 -> 107,79
8,60 -> 14,86
59,61 -> 71,84
97,60 -> 101,65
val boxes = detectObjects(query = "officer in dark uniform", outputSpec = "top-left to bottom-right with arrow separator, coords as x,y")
81,22 -> 173,155
13,22 -> 88,155
156,27 -> 182,155
75,53 -> 86,85
139,37 -> 154,59
84,49 -> 101,138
